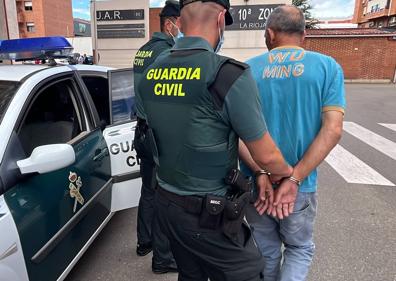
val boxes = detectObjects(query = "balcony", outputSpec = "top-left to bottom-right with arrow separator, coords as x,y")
362,8 -> 389,21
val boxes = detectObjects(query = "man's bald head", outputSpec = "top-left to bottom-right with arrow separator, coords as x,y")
180,1 -> 225,35
266,5 -> 305,35
179,1 -> 226,50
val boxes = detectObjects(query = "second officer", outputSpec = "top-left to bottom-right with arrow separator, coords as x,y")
132,0 -> 180,274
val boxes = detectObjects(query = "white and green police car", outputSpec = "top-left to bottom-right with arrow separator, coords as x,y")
0,37 -> 141,281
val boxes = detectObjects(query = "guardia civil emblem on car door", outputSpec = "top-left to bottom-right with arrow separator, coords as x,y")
68,172 -> 85,213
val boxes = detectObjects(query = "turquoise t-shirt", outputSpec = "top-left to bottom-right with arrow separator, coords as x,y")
240,46 -> 346,192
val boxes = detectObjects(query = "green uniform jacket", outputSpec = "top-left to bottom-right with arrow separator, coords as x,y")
134,32 -> 175,119
139,37 -> 267,196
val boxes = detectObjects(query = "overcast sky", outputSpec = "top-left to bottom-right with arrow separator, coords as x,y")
72,0 -> 355,20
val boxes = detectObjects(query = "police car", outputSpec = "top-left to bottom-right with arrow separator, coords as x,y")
0,37 -> 141,281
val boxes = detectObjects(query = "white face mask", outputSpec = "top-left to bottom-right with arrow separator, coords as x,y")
169,21 -> 184,41
214,12 -> 225,53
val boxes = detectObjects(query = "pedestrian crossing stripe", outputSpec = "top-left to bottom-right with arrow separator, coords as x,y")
379,123 -> 396,133
343,122 -> 396,161
323,122 -> 395,187
325,145 -> 395,186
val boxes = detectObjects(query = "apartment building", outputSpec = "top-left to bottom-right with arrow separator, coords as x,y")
16,0 -> 74,38
353,0 -> 396,28
74,18 -> 91,37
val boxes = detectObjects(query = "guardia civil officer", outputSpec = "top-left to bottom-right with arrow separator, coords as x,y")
132,0 -> 180,274
138,1 -> 295,280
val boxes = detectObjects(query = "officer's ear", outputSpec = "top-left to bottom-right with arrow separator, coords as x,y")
218,9 -> 226,30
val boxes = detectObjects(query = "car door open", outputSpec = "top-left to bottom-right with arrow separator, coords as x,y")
105,68 -> 141,212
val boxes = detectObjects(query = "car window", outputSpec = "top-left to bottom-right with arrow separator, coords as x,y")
82,76 -> 111,126
109,69 -> 136,125
18,79 -> 84,156
0,81 -> 20,125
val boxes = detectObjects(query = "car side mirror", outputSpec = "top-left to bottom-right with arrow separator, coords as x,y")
17,144 -> 76,174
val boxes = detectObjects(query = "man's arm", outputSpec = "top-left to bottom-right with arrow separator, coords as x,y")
293,110 -> 343,183
274,110 -> 344,218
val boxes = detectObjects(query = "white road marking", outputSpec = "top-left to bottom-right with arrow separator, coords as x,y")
343,122 -> 396,161
325,145 -> 395,186
379,123 -> 396,133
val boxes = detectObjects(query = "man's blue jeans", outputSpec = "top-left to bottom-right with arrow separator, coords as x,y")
246,191 -> 317,281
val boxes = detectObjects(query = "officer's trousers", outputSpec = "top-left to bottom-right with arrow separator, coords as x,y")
155,188 -> 265,281
135,126 -> 174,265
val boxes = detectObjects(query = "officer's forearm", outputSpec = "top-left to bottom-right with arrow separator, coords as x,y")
244,133 -> 292,178
238,141 -> 261,173
253,147 -> 292,178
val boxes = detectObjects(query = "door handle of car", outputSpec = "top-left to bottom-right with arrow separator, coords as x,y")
93,148 -> 108,162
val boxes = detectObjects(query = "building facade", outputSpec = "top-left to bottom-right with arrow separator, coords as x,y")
91,0 -> 150,68
150,0 -> 292,61
74,18 -> 91,37
1,0 -> 19,40
317,18 -> 357,29
353,0 -> 396,28
92,0 -> 291,68
15,0 -> 74,38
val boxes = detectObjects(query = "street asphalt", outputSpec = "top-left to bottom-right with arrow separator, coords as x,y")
65,84 -> 396,281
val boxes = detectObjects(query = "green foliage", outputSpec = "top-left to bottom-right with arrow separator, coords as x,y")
292,0 -> 320,29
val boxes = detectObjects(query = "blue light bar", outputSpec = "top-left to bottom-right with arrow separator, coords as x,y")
0,37 -> 73,61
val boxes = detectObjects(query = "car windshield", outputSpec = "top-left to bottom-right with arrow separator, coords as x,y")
0,81 -> 20,125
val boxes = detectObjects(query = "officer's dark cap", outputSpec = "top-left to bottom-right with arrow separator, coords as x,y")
159,0 -> 180,18
180,0 -> 233,25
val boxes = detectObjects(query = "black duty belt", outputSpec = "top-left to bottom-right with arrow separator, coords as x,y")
158,187 -> 203,215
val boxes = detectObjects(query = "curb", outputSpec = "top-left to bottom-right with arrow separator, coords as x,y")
345,79 -> 395,84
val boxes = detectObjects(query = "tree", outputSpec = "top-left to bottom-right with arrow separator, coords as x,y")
292,0 -> 320,29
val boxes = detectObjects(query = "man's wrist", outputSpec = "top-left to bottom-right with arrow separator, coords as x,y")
286,165 -> 294,177
291,167 -> 304,184
255,169 -> 271,179
287,176 -> 302,186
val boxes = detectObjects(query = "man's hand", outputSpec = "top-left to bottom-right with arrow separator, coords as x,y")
269,174 -> 283,185
254,175 -> 274,215
272,179 -> 298,219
